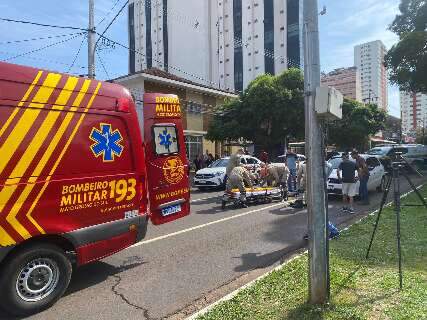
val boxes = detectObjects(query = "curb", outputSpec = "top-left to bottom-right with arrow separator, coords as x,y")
186,251 -> 307,320
186,181 -> 425,320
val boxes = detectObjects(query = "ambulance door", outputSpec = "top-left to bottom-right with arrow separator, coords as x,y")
142,93 -> 190,225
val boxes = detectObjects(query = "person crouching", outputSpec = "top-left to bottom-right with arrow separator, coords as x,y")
259,163 -> 289,200
222,166 -> 254,209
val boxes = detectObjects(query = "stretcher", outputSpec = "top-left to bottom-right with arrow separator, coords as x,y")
221,187 -> 284,210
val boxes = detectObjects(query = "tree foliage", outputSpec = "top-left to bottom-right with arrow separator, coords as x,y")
328,99 -> 387,150
385,0 -> 427,93
206,69 -> 304,155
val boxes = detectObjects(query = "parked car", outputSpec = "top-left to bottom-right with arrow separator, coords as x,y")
367,144 -> 427,170
193,155 -> 264,190
327,155 -> 386,196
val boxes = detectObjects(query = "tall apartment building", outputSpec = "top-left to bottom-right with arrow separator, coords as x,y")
400,91 -> 427,134
354,40 -> 388,110
321,67 -> 362,102
128,0 -> 303,92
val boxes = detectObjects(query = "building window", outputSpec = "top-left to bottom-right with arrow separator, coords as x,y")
264,0 -> 274,74
233,0 -> 243,92
145,0 -> 152,68
163,0 -> 168,71
128,2 -> 135,73
185,135 -> 203,164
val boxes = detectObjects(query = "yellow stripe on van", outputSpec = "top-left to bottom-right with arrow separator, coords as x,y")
0,73 -> 61,177
0,71 -> 43,138
0,226 -> 15,247
4,77 -> 80,239
27,81 -> 100,234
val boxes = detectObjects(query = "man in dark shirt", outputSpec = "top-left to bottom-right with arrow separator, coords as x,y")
337,153 -> 357,213
351,150 -> 370,205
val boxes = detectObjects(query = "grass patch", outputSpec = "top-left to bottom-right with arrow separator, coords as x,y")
198,187 -> 427,320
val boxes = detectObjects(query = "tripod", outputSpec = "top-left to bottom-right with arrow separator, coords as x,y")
366,157 -> 427,289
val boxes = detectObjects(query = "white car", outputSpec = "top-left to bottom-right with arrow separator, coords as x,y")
194,155 -> 264,190
327,155 -> 387,196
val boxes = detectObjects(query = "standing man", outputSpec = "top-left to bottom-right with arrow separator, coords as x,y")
286,149 -> 298,193
337,153 -> 357,214
226,148 -> 244,177
351,150 -> 370,205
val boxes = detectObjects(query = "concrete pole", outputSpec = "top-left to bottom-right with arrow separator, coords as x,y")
303,0 -> 329,304
88,0 -> 96,78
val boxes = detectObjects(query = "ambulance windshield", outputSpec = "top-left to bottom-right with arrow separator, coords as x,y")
153,125 -> 179,155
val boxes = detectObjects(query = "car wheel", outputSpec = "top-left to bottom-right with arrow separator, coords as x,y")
377,176 -> 386,192
0,243 -> 72,317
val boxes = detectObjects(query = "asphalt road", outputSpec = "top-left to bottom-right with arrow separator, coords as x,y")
2,176 -> 425,320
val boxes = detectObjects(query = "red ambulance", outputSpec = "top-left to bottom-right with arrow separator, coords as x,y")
0,62 -> 190,316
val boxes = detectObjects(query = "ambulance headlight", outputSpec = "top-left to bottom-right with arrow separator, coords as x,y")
215,172 -> 223,176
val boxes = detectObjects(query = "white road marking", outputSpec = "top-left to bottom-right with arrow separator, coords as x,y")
129,203 -> 284,248
190,195 -> 220,203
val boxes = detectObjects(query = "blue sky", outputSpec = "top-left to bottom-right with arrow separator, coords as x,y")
0,0 -> 400,116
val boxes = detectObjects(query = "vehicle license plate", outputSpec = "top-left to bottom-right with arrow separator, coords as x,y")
161,204 -> 181,217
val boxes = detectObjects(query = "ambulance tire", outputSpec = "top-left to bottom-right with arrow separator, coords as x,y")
0,243 -> 72,317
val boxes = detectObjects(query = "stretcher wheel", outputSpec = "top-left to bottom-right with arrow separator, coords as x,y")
221,200 -> 226,210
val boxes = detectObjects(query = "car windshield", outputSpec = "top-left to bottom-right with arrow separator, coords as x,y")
208,159 -> 229,168
367,148 -> 390,156
328,157 -> 343,169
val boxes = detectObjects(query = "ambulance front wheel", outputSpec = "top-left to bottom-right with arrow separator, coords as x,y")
0,243 -> 72,317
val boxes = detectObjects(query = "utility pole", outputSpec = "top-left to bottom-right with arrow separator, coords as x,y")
88,0 -> 96,78
303,0 -> 329,304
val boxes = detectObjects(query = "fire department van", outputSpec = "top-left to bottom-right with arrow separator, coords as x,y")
0,62 -> 190,316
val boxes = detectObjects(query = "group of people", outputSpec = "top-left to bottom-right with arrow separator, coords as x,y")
193,150 -> 219,171
337,150 -> 370,214
222,148 -> 302,208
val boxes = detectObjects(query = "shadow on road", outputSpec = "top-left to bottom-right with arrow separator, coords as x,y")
0,256 -> 146,320
66,256 -> 147,296
234,242 -> 305,273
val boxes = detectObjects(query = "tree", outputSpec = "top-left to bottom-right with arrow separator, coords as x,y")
328,99 -> 387,151
206,69 -> 305,156
385,0 -> 427,93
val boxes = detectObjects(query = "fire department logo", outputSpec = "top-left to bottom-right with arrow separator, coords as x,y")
163,156 -> 185,185
90,123 -> 124,162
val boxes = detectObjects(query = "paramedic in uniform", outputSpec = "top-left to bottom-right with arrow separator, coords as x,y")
226,148 -> 244,177
223,166 -> 254,208
260,163 -> 289,199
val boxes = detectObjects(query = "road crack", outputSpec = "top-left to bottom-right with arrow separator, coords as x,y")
110,256 -> 158,320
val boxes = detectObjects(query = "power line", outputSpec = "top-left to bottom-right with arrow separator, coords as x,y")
97,33 -> 226,90
0,32 -> 83,45
95,0 -> 129,48
0,17 -> 87,31
0,50 -> 87,69
97,0 -> 124,27
67,33 -> 87,73
2,33 -> 85,62
96,49 -> 110,79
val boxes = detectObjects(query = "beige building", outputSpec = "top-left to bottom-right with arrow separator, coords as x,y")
354,40 -> 388,110
400,91 -> 427,135
113,68 -> 239,163
321,67 -> 362,102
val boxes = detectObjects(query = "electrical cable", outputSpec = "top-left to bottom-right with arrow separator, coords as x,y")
95,0 -> 129,48
67,33 -> 87,73
0,32 -> 83,45
0,49 -> 87,69
0,17 -> 87,31
97,0 -> 124,27
2,33 -> 85,62
96,49 -> 111,79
